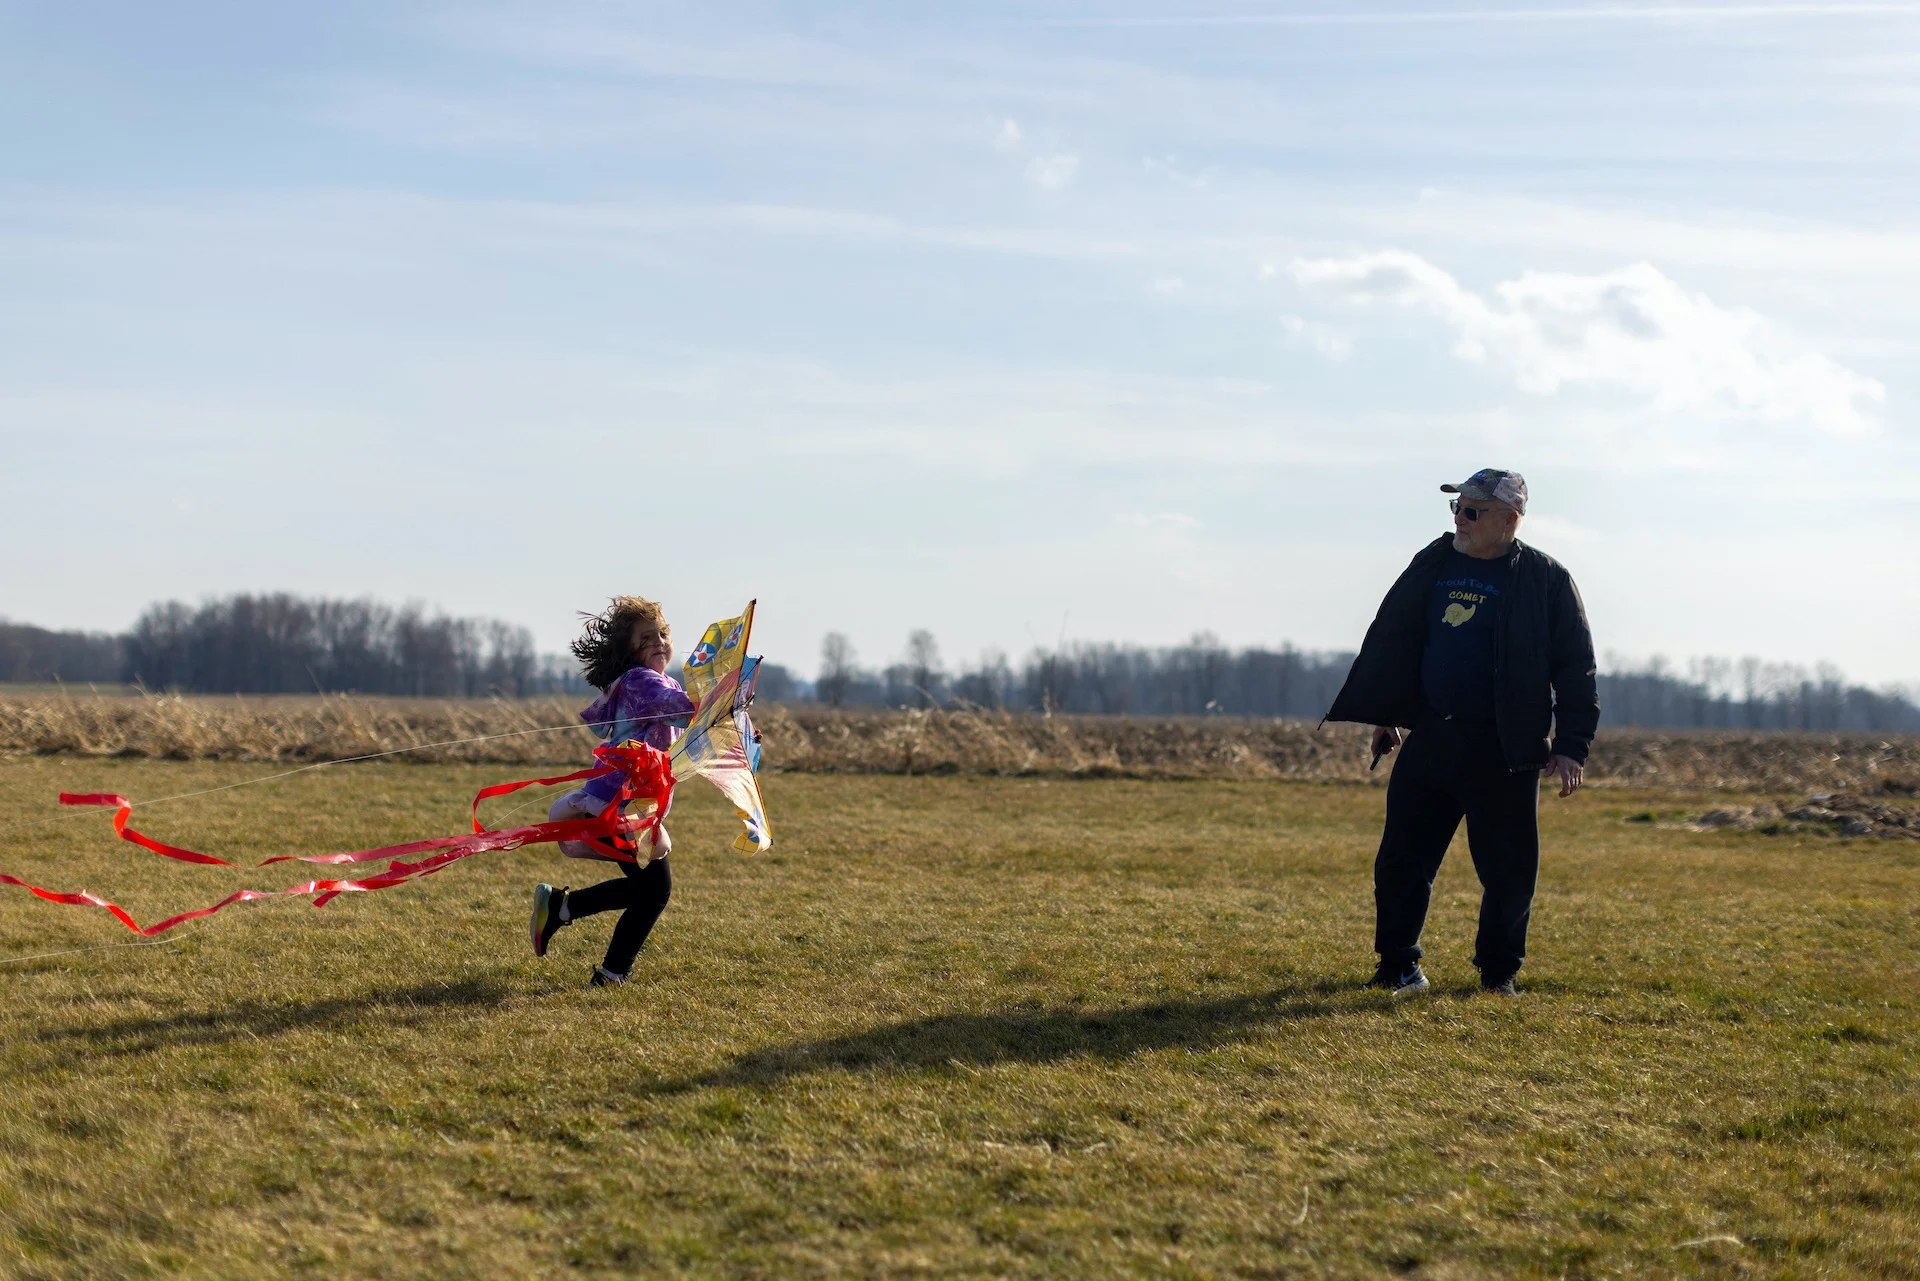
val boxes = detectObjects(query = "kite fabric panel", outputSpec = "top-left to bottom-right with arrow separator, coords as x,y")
668,602 -> 773,854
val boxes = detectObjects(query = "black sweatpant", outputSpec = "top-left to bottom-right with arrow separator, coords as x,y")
564,857 -> 671,976
1374,713 -> 1540,979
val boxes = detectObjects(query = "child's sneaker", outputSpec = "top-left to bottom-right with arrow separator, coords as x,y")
587,965 -> 628,988
530,884 -> 568,958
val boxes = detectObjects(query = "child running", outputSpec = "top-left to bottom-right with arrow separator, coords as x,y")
529,596 -> 695,988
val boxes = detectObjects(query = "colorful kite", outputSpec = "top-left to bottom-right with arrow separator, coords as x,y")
671,601 -> 772,854
0,603 -> 772,937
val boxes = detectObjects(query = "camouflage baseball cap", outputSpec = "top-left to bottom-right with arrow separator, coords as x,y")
1441,468 -> 1527,514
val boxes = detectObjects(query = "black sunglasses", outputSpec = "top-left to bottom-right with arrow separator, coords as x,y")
1450,498 -> 1504,521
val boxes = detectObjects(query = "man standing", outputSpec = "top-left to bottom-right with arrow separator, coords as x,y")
1324,469 -> 1598,996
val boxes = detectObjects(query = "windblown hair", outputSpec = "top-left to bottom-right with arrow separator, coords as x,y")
572,596 -> 670,692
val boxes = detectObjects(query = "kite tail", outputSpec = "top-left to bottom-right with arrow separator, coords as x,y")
3,742 -> 676,936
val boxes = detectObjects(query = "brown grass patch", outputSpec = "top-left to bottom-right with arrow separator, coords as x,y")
0,690 -> 603,766
3,691 -> 1918,793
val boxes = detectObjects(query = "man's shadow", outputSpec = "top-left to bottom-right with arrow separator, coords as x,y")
654,979 -> 1354,1094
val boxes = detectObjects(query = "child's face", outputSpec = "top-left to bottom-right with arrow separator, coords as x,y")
630,618 -> 672,674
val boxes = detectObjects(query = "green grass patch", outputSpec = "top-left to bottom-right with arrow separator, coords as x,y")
2,759 -> 1918,1277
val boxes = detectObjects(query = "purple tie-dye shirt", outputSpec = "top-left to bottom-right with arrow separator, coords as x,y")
578,666 -> 695,803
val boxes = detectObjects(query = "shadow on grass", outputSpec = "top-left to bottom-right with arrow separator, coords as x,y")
656,979 -> 1356,1093
35,973 -> 514,1058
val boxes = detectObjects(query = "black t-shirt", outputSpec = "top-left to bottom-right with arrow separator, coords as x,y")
1420,548 -> 1512,721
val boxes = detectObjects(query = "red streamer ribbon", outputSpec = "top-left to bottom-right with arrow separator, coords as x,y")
3,742 -> 677,937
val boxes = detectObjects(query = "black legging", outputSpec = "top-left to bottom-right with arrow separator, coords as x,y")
565,857 -> 672,975
1374,712 -> 1540,979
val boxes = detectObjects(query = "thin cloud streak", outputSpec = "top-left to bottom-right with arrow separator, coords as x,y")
1338,191 -> 1920,278
1033,5 -> 1920,28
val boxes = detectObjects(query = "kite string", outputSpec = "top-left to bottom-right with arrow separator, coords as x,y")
0,917 -> 220,966
127,716 -> 621,808
0,936 -> 187,965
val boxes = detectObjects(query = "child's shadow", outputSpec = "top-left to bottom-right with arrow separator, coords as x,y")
35,973 -> 513,1059
653,979 -> 1353,1094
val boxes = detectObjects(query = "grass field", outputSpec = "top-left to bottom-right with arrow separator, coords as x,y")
2,759 -> 1917,1278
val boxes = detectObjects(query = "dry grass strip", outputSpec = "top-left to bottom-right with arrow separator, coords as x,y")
2,692 -> 1917,793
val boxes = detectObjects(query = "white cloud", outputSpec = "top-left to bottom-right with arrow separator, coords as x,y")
1518,513 -> 1599,545
1291,250 -> 1886,434
1347,190 -> 1920,279
1115,511 -> 1200,532
995,117 -> 1023,149
1279,313 -> 1352,360
1110,512 -> 1219,590
1025,153 -> 1079,190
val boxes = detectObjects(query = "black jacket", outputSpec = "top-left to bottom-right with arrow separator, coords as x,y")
1323,535 -> 1599,770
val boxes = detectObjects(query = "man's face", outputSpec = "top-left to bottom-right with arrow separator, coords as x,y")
1451,496 -> 1518,556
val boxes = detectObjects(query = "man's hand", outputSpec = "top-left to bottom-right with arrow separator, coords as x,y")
1543,754 -> 1584,798
1370,726 -> 1402,770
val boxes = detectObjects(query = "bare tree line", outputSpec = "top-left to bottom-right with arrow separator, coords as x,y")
1,597 -> 579,697
815,630 -> 1361,719
6,603 -> 1918,731
128,595 -> 570,696
0,621 -> 123,686
1599,654 -> 1920,733
812,631 -> 1920,731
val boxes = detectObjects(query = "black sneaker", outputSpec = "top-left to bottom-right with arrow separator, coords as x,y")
1481,972 -> 1518,996
587,965 -> 628,988
530,883 -> 568,958
1366,962 -> 1430,996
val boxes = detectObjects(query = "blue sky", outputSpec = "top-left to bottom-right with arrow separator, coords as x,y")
3,1 -> 1918,685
